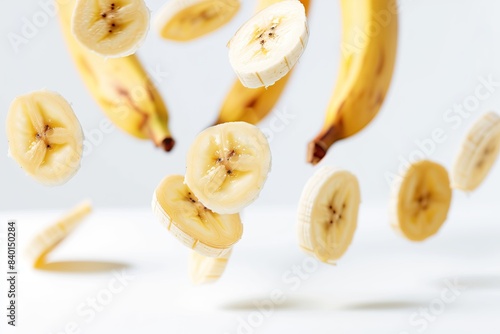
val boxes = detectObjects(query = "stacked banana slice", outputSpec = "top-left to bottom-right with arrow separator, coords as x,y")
6,91 -> 84,185
154,0 -> 241,41
25,201 -> 92,267
152,122 -> 271,284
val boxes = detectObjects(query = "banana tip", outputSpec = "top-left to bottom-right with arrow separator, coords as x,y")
160,137 -> 175,152
307,141 -> 327,165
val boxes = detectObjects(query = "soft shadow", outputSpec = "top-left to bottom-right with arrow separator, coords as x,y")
341,300 -> 423,311
219,297 -> 313,311
36,260 -> 130,273
440,275 -> 500,290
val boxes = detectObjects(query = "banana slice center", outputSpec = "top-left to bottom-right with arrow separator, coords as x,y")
253,19 -> 281,56
415,191 -> 431,211
476,141 -> 497,168
100,3 -> 123,34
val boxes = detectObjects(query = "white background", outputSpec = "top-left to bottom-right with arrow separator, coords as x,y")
2,0 -> 500,210
1,1 -> 500,334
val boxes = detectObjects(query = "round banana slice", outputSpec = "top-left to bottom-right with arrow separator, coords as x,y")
154,0 -> 240,41
390,160 -> 452,242
189,249 -> 232,284
72,0 -> 150,57
297,166 -> 361,264
228,0 -> 309,88
152,175 -> 243,257
451,112 -> 500,191
185,122 -> 272,214
6,90 -> 84,186
25,201 -> 92,267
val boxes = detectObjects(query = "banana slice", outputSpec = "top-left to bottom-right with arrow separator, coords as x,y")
6,90 -> 84,186
152,175 -> 243,257
228,0 -> 309,88
25,201 -> 92,267
154,0 -> 240,41
297,167 -> 361,264
72,0 -> 150,57
451,112 -> 500,191
390,160 -> 452,242
185,122 -> 271,214
189,249 -> 232,284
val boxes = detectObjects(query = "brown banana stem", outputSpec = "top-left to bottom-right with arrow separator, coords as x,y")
307,127 -> 342,165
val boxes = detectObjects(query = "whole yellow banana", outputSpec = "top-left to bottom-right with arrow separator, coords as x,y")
308,0 -> 398,164
214,0 -> 311,125
57,0 -> 175,151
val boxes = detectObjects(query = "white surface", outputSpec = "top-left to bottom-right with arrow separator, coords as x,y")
1,201 -> 499,333
3,1 -> 500,210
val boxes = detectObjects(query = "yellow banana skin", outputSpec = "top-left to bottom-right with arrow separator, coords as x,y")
308,0 -> 398,164
214,0 -> 311,126
57,0 -> 175,151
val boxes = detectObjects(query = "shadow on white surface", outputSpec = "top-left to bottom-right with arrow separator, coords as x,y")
36,260 -> 130,273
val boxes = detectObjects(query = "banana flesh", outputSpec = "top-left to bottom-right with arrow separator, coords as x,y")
297,166 -> 361,264
189,249 -> 232,284
390,160 -> 452,242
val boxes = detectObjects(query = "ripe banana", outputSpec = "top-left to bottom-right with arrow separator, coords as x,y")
185,122 -> 272,214
451,112 -> 500,191
228,0 -> 309,88
214,0 -> 311,126
6,90 -> 83,185
308,0 -> 398,165
189,249 -> 232,284
152,175 -> 243,257
297,166 -> 360,264
154,0 -> 240,41
58,0 -> 175,151
390,160 -> 452,242
25,201 -> 92,267
72,0 -> 150,57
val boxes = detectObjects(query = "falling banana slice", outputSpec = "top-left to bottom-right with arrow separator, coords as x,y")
185,122 -> 272,214
152,175 -> 243,257
451,112 -> 500,191
72,0 -> 150,57
228,0 -> 309,88
25,201 -> 92,267
390,160 -> 452,242
154,0 -> 240,41
6,90 -> 84,186
189,249 -> 232,284
297,167 -> 361,264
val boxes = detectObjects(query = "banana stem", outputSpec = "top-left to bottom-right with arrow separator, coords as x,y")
307,127 -> 340,165
145,116 -> 175,152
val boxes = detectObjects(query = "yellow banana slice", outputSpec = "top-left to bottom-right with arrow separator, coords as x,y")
6,90 -> 83,186
185,122 -> 272,214
72,0 -> 150,57
25,201 -> 92,267
152,175 -> 243,257
297,166 -> 361,264
228,0 -> 309,88
189,249 -> 232,284
154,0 -> 240,41
390,160 -> 452,242
451,112 -> 500,191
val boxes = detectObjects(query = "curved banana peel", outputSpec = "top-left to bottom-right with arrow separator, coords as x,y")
308,0 -> 398,165
57,0 -> 175,152
214,0 -> 311,126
